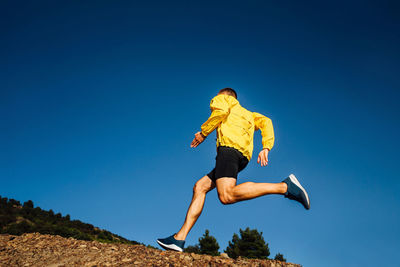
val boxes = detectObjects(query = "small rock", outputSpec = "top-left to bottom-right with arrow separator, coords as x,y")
205,255 -> 213,261
220,253 -> 229,259
121,258 -> 132,262
191,253 -> 201,260
84,261 -> 97,267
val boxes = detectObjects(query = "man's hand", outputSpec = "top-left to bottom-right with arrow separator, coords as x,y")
257,148 -> 269,167
190,132 -> 206,148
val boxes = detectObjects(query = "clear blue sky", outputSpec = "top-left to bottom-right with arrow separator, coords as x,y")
1,1 -> 399,266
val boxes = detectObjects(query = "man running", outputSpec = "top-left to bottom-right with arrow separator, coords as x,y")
157,88 -> 310,252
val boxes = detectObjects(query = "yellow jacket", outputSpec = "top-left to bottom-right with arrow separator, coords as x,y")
200,94 -> 274,161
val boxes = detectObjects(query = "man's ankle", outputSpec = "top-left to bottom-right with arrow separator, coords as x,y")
281,182 -> 288,194
174,233 -> 185,241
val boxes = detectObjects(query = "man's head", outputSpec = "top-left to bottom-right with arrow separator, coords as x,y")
218,88 -> 237,99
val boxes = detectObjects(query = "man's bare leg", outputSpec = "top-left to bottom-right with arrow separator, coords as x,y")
215,177 -> 288,205
174,175 -> 215,241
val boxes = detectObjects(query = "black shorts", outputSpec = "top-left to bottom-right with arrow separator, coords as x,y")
207,146 -> 249,182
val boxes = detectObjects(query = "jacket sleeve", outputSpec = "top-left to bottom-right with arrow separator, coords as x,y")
200,95 -> 230,136
253,112 -> 275,151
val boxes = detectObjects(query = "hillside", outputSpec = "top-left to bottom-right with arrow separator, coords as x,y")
0,233 -> 301,267
0,196 -> 139,245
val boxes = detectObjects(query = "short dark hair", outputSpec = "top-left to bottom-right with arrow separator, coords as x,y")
219,88 -> 237,99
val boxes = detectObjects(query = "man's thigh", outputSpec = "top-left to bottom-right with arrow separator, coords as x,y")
215,177 -> 237,196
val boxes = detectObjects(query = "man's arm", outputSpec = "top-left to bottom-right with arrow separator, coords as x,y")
253,112 -> 275,166
200,95 -> 230,137
191,95 -> 230,148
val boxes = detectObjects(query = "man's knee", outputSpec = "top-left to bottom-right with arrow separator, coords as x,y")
218,192 -> 235,205
193,177 -> 212,194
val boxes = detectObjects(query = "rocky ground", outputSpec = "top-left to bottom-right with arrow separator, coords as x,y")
0,233 -> 301,267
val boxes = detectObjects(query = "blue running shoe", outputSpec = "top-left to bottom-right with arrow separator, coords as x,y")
283,174 -> 310,210
157,234 -> 185,252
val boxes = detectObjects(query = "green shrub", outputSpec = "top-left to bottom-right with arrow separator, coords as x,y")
224,227 -> 270,259
199,229 -> 220,256
274,253 -> 286,262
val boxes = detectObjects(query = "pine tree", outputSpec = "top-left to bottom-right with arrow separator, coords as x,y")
199,229 -> 220,256
23,200 -> 34,209
274,253 -> 287,262
224,227 -> 270,259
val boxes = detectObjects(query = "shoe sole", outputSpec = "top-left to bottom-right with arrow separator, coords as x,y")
157,239 -> 183,252
289,174 -> 310,209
